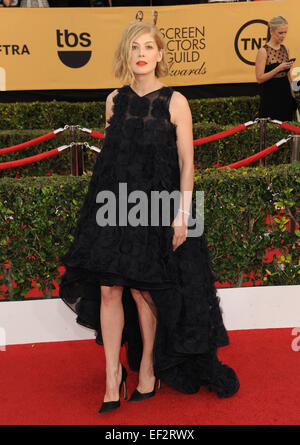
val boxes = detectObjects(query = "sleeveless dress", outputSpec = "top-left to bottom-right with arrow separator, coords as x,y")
259,44 -> 296,121
58,85 -> 240,397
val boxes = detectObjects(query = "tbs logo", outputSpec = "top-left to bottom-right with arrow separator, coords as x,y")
56,29 -> 92,68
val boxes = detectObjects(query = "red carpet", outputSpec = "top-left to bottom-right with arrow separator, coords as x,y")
1,328 -> 299,425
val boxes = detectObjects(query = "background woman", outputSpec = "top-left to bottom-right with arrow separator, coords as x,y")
256,16 -> 296,121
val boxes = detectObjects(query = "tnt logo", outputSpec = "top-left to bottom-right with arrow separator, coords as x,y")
234,19 -> 268,66
56,29 -> 92,68
0,327 -> 6,352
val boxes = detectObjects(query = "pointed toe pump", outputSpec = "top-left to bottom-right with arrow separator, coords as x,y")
128,378 -> 161,402
98,364 -> 128,414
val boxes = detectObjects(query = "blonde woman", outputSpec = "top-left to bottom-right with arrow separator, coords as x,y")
256,16 -> 296,121
59,21 -> 239,414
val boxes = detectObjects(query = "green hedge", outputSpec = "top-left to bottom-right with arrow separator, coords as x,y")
196,163 -> 300,287
189,95 -> 261,125
1,122 -> 298,178
0,163 -> 299,300
0,101 -> 106,131
0,95 -> 276,130
0,94 -> 299,130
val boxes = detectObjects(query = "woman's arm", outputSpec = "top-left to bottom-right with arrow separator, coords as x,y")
169,91 -> 194,250
284,46 -> 296,98
287,71 -> 296,98
105,89 -> 118,130
255,47 -> 293,84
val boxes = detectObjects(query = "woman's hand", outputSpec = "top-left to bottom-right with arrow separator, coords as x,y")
277,60 -> 295,72
171,212 -> 188,251
256,48 -> 294,84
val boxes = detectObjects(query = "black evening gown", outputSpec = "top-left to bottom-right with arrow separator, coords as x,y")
259,44 -> 296,121
58,86 -> 240,397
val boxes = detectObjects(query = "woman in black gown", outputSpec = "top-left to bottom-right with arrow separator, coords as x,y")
59,21 -> 239,414
256,16 -> 296,121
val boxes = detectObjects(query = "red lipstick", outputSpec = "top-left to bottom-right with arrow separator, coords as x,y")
136,61 -> 147,66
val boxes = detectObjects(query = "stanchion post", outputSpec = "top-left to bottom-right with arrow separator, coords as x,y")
76,141 -> 84,177
291,135 -> 300,163
69,126 -> 84,176
69,126 -> 76,176
259,118 -> 268,166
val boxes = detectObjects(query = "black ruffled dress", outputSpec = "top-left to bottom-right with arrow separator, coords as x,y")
58,85 -> 240,397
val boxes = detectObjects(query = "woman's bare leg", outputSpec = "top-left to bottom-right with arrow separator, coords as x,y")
100,285 -> 124,401
130,288 -> 157,392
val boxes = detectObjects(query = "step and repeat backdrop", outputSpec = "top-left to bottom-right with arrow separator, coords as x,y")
0,0 -> 299,91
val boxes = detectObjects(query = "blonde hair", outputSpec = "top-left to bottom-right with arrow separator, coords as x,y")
267,16 -> 288,42
113,22 -> 169,85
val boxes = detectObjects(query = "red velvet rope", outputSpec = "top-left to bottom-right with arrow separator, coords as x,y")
91,130 -> 104,139
83,122 -> 250,144
0,131 -> 62,155
0,120 -> 290,170
217,140 -> 287,169
193,123 -> 247,146
0,147 -> 61,170
0,139 -> 287,170
278,121 -> 300,134
80,129 -> 104,139
6,119 -> 298,160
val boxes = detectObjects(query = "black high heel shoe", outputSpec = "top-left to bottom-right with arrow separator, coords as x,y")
98,364 -> 128,414
128,378 -> 161,402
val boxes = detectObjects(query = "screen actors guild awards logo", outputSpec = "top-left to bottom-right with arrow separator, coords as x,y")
134,9 -> 206,78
